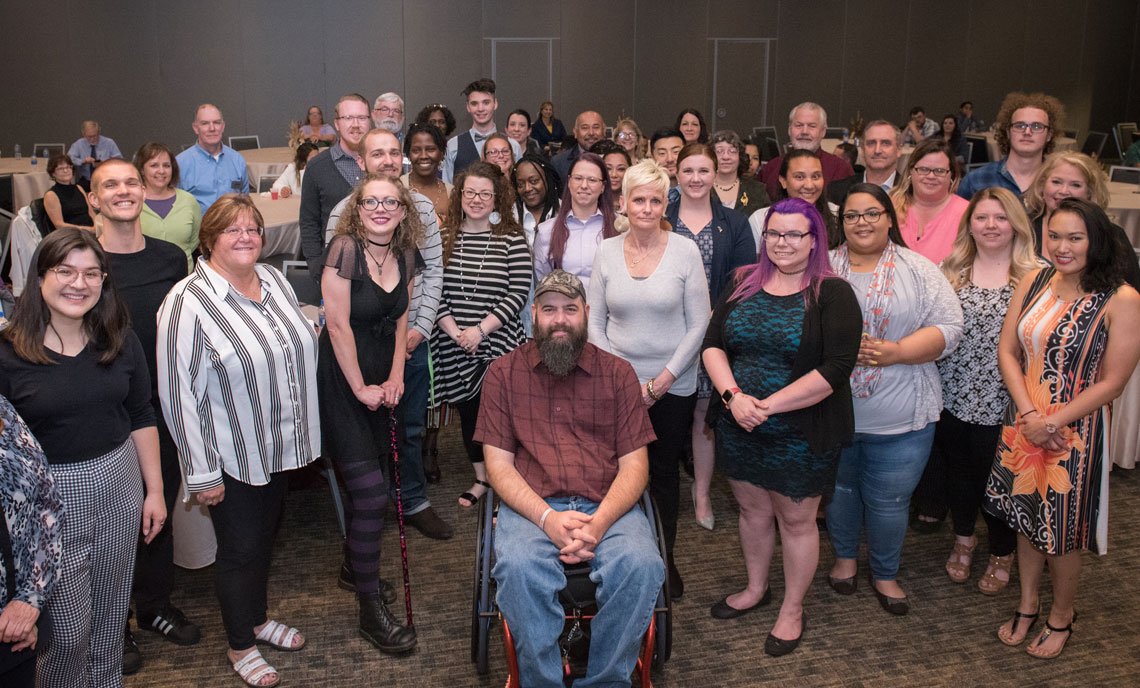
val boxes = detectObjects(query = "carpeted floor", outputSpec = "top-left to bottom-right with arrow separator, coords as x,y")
124,427 -> 1140,687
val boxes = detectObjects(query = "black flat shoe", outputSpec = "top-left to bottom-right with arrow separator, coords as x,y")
828,575 -> 857,595
710,587 -> 772,619
764,612 -> 806,657
122,624 -> 143,675
869,576 -> 909,616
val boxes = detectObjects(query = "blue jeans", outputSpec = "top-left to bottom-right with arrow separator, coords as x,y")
827,423 -> 936,580
395,339 -> 429,514
493,498 -> 665,688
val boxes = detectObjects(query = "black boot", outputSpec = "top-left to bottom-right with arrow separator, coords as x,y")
358,594 -> 417,654
339,560 -> 398,604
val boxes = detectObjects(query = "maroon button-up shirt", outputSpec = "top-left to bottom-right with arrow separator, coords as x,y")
758,148 -> 855,201
475,341 -> 656,504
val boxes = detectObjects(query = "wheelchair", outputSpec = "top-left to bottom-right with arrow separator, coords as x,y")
471,488 -> 673,686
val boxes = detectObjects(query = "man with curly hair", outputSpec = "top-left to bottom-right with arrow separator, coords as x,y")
957,92 -> 1065,200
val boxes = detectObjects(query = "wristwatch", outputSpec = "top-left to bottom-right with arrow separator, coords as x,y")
721,387 -> 742,407
1045,421 -> 1058,434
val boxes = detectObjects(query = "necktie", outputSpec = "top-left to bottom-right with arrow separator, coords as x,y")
90,144 -> 97,162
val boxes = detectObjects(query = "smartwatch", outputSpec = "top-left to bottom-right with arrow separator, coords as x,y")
721,387 -> 741,406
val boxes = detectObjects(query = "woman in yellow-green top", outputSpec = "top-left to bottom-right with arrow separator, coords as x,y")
134,142 -> 203,271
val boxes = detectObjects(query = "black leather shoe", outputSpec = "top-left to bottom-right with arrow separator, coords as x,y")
710,587 -> 772,619
667,557 -> 684,601
358,594 -> 417,654
339,562 -> 397,605
405,507 -> 454,540
828,575 -> 857,595
870,576 -> 909,616
122,624 -> 143,675
764,612 -> 806,657
137,604 -> 201,646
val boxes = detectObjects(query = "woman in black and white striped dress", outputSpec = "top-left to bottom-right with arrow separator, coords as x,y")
431,161 -> 530,507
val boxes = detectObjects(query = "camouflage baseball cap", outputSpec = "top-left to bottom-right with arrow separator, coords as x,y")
534,269 -> 586,301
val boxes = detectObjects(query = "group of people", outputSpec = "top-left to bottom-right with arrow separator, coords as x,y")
2,82 -> 1139,688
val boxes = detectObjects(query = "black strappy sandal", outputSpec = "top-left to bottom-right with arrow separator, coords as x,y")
1027,612 -> 1076,659
998,606 -> 1040,647
458,479 -> 491,508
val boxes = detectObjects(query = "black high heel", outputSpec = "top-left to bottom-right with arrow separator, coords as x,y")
997,605 -> 1040,647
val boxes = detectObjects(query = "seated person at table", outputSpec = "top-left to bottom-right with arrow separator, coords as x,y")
902,106 -> 938,145
67,119 -> 122,184
271,142 -> 320,198
1125,138 -> 1140,167
478,270 -> 665,688
43,154 -> 96,231
957,91 -> 1064,200
301,106 -> 336,144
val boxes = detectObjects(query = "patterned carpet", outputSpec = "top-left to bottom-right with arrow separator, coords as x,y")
124,428 -> 1140,687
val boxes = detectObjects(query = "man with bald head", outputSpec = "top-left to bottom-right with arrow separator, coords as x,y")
757,102 -> 853,199
67,120 -> 122,185
176,104 -> 249,213
552,110 -> 606,184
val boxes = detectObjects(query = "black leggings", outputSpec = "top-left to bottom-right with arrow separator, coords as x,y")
923,410 -> 1016,557
646,392 -> 698,552
454,394 -> 483,464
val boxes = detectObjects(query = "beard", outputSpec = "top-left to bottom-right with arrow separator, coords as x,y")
376,118 -> 401,134
535,320 -> 588,377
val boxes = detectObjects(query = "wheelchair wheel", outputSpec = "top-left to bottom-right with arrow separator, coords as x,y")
471,491 -> 496,675
642,492 -> 672,667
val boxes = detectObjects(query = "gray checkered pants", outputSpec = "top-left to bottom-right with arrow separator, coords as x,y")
37,439 -> 143,688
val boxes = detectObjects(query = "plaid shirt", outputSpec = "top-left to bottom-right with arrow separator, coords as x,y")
475,341 -> 656,503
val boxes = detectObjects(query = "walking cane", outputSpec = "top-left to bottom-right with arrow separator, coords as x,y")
388,407 -> 414,627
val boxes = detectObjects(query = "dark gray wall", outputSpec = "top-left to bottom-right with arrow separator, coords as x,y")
2,0 -> 1138,158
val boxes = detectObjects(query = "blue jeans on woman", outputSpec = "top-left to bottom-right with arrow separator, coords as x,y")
827,423 -> 936,581
492,497 -> 665,688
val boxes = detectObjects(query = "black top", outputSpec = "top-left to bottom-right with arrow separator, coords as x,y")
49,182 -> 92,228
702,277 -> 862,455
826,171 -> 901,205
105,236 -> 188,401
0,331 -> 155,464
1030,215 -> 1140,293
299,150 -> 354,268
665,195 -> 757,304
531,118 -> 567,149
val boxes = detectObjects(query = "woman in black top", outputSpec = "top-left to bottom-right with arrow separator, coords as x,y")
42,154 -> 95,231
0,228 -> 164,686
702,197 -> 861,656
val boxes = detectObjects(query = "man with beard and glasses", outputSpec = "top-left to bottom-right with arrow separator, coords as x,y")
476,270 -> 665,688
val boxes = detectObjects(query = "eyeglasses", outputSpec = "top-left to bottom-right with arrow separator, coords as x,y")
462,189 -> 494,201
484,148 -> 512,159
48,266 -> 106,284
359,197 -> 403,211
1010,121 -> 1049,133
221,226 -> 264,237
841,209 -> 886,225
338,115 -> 371,123
570,174 -> 603,185
913,166 -> 950,178
761,230 -> 809,245
374,106 -> 403,116
616,132 -> 637,140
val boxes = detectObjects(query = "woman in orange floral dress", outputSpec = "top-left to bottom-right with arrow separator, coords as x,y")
985,199 -> 1140,659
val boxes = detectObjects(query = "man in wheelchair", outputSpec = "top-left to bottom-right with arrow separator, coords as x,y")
476,270 -> 666,687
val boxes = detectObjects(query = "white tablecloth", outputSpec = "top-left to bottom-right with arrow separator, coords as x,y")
820,139 -> 912,173
252,194 -> 301,258
0,158 -> 53,209
241,147 -> 294,186
1109,181 -> 1140,246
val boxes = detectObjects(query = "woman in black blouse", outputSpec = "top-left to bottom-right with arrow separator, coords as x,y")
0,228 -> 164,686
42,154 -> 96,231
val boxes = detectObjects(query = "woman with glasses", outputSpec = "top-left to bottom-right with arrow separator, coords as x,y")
300,105 -> 336,145
158,195 -> 319,688
432,163 -> 530,508
702,198 -> 860,654
531,101 -> 567,155
890,138 -> 969,265
613,118 -> 646,163
318,174 -> 420,655
711,130 -> 770,217
827,183 -> 963,616
667,142 -> 756,531
43,154 -> 96,231
533,153 -> 618,294
481,132 -> 516,178
1,228 -> 165,685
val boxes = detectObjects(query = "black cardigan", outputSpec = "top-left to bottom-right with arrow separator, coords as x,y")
701,277 -> 862,456
665,196 -> 757,303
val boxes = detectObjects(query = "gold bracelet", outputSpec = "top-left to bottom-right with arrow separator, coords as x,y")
646,378 -> 661,401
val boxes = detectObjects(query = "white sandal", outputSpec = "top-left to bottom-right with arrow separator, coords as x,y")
255,620 -> 305,652
232,648 -> 280,688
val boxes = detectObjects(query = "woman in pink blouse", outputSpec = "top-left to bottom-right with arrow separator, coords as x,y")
890,139 -> 969,264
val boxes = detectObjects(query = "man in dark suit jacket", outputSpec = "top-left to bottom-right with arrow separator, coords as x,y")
552,111 -> 606,185
827,120 -> 903,205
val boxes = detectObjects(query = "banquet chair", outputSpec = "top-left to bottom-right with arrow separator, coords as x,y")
1114,124 -> 1137,161
32,143 -> 64,158
258,176 -> 276,193
229,135 -> 260,151
752,126 -> 780,151
1108,166 -> 1140,185
8,205 -> 42,296
0,209 -> 12,277
825,127 -> 847,140
1082,132 -> 1108,160
965,134 -> 989,164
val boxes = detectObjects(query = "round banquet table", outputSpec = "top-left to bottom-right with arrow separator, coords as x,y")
1109,181 -> 1140,246
241,147 -> 294,186
251,193 -> 301,258
0,157 -> 53,209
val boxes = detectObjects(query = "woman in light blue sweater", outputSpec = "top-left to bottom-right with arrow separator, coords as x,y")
588,160 -> 710,599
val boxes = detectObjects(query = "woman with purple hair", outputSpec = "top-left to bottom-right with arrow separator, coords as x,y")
533,152 -> 619,296
700,197 -> 862,656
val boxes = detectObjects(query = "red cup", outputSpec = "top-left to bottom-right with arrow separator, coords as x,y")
270,191 -> 279,200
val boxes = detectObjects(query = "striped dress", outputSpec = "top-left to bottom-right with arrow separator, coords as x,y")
431,229 -> 531,403
985,268 -> 1115,555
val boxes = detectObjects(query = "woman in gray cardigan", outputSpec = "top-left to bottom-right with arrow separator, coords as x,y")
588,160 -> 710,599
